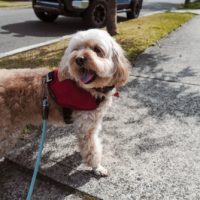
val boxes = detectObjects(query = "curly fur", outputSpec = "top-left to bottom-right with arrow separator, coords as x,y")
0,29 -> 130,176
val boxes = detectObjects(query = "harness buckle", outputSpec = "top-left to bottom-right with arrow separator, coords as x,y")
45,71 -> 54,83
42,97 -> 49,120
42,71 -> 54,120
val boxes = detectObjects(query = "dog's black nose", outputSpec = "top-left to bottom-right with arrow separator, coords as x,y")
76,56 -> 86,66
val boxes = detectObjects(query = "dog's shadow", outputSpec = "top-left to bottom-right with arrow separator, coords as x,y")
8,124 -> 103,189
41,151 -> 102,188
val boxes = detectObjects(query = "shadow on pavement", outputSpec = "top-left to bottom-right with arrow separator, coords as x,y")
0,16 -> 129,38
0,17 -> 86,38
127,51 -> 200,122
0,159 -> 73,200
7,124 -> 103,190
43,151 -> 103,188
133,52 -> 197,80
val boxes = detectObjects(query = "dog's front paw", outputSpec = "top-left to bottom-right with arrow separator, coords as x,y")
93,165 -> 109,177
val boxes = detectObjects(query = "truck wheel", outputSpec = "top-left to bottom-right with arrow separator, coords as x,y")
34,10 -> 58,22
127,0 -> 141,19
83,0 -> 108,28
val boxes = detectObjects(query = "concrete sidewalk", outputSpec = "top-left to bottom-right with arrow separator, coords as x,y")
2,15 -> 200,200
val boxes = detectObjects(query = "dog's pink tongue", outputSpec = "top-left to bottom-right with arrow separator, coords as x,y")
81,70 -> 95,84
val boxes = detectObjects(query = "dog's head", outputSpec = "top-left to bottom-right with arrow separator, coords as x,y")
59,29 -> 130,90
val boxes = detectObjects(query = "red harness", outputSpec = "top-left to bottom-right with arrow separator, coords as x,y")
45,70 -> 119,123
47,70 -> 100,110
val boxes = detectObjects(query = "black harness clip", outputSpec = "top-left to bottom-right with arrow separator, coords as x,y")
42,97 -> 49,120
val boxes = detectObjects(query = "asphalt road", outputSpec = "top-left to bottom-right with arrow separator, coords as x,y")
0,0 -> 186,56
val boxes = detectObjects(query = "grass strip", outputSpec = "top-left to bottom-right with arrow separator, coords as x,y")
116,12 -> 195,59
0,12 -> 195,69
0,40 -> 68,69
0,0 -> 31,8
182,0 -> 200,9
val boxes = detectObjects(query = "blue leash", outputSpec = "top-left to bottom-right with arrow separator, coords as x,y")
26,97 -> 49,200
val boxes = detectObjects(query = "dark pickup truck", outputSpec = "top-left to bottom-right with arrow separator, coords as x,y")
32,0 -> 143,28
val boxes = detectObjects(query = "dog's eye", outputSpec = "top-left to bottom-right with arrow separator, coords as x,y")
93,46 -> 104,57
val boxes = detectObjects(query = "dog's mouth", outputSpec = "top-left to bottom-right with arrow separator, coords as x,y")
80,67 -> 96,84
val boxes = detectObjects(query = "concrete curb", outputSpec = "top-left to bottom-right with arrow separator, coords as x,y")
0,5 -> 31,10
172,9 -> 200,14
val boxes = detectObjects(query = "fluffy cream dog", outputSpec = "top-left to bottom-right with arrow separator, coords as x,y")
0,29 -> 130,176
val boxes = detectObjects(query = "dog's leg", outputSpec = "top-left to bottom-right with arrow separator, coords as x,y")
77,123 -> 108,176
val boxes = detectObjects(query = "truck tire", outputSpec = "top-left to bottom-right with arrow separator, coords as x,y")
34,10 -> 58,22
127,0 -> 141,19
83,0 -> 108,28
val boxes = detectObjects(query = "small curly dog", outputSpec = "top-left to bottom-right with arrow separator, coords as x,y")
0,29 -> 130,176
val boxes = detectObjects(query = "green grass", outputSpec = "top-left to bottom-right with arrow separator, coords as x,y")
116,12 -> 195,59
0,12 -> 195,69
0,40 -> 68,69
0,0 -> 31,7
183,0 -> 200,9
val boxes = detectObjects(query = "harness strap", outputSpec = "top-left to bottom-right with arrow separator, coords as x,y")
44,71 -> 74,124
95,85 -> 115,94
63,108 -> 73,124
45,71 -> 54,83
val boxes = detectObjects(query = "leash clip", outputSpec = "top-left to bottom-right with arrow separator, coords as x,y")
42,97 -> 49,120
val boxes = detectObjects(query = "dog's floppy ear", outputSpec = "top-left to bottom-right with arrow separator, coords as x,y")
112,41 -> 130,87
58,48 -> 71,81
